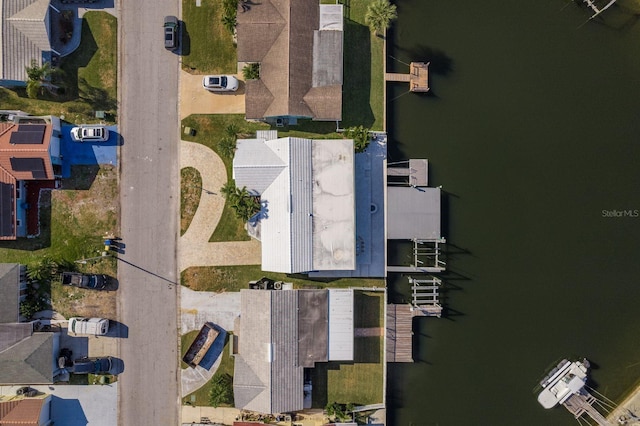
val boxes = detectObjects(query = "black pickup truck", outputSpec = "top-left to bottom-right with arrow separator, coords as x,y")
61,272 -> 108,290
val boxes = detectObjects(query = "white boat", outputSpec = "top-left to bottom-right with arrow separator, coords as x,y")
537,358 -> 590,409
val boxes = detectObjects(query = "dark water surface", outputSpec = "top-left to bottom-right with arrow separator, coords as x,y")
385,1 -> 640,425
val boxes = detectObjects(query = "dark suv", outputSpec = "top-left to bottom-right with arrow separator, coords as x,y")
164,16 -> 179,51
72,357 -> 113,374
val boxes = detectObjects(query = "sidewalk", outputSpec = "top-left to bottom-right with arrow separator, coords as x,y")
178,141 -> 261,272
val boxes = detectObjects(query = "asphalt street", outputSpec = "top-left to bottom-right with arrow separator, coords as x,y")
118,0 -> 180,424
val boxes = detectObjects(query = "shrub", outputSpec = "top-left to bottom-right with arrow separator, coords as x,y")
242,63 -> 260,80
208,373 -> 234,407
344,125 -> 371,153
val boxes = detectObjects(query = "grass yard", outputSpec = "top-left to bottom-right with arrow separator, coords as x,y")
181,167 -> 202,236
342,0 -> 385,131
181,0 -> 237,74
181,114 -> 268,242
312,290 -> 384,406
181,264 -> 385,292
0,165 -> 119,318
182,333 -> 235,406
0,12 -> 117,123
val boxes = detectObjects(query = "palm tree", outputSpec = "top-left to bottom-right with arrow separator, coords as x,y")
24,60 -> 62,99
365,0 -> 398,37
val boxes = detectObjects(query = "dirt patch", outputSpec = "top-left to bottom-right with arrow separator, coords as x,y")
181,167 -> 202,235
51,281 -> 117,320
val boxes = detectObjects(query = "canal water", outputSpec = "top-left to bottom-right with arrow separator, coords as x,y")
385,0 -> 640,425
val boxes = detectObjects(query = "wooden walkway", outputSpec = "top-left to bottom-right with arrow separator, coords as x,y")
384,62 -> 430,92
386,304 -> 414,363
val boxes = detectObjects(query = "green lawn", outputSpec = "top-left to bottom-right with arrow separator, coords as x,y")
342,0 -> 385,131
0,165 -> 118,280
312,291 -> 385,406
181,0 -> 237,74
182,333 -> 235,406
181,265 -> 385,292
0,12 -> 117,123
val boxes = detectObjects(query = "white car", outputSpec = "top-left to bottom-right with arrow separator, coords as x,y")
202,75 -> 239,92
70,126 -> 109,142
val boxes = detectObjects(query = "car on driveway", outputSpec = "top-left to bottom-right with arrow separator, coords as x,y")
70,125 -> 109,142
72,357 -> 113,374
61,272 -> 109,290
202,75 -> 239,92
164,16 -> 179,51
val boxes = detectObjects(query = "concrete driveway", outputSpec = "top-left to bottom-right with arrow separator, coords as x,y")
179,71 -> 246,118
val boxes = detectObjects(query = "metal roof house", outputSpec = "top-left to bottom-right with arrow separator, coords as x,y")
233,131 -> 355,274
233,288 -> 353,414
0,115 -> 62,240
236,0 -> 343,122
1,0 -> 58,85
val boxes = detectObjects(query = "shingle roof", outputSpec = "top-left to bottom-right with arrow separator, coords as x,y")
237,0 -> 342,120
0,263 -> 21,323
0,328 -> 55,384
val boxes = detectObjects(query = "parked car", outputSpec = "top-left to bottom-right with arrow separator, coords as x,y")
202,75 -> 239,92
70,125 -> 109,142
61,272 -> 109,290
164,16 -> 179,50
68,317 -> 110,336
72,357 -> 113,374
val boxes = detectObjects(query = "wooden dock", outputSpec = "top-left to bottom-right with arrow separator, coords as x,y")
386,304 -> 414,363
385,62 -> 430,92
563,393 -> 612,425
387,159 -> 429,187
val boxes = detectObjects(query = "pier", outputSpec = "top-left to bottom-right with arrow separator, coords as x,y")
564,393 -> 613,426
386,304 -> 414,362
385,62 -> 430,92
387,159 -> 429,187
409,276 -> 443,318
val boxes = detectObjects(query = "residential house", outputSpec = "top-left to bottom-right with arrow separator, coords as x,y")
0,265 -> 61,386
233,131 -> 355,274
0,115 -> 62,240
0,263 -> 27,323
0,322 -> 60,385
233,288 -> 353,414
0,0 -> 70,86
236,0 -> 343,122
0,396 -> 52,426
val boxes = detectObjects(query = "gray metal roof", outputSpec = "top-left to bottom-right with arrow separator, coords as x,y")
387,186 -> 441,240
1,0 -> 51,82
312,30 -> 342,87
0,263 -> 21,323
270,290 -> 303,413
328,288 -> 353,361
0,327 -> 55,384
233,290 -> 303,414
297,290 -> 328,368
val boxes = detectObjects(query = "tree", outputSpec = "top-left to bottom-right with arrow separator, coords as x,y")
208,373 -> 234,407
218,136 -> 236,159
220,180 -> 260,221
24,60 -> 57,99
221,14 -> 236,34
365,0 -> 398,37
27,256 -> 59,282
344,125 -> 371,153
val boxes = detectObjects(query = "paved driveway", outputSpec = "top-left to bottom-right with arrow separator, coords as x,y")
179,71 -> 245,119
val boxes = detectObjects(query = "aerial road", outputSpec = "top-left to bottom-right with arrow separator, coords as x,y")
118,0 -> 180,424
